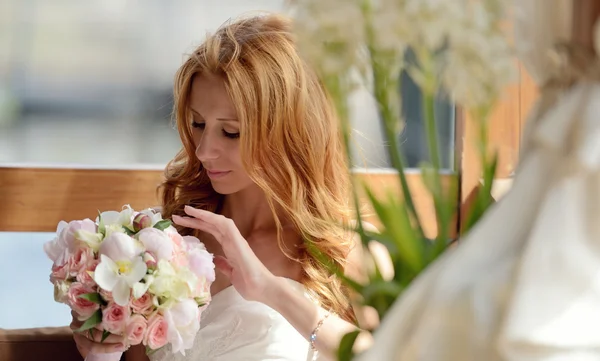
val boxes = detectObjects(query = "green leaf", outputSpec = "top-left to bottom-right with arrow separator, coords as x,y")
337,330 -> 360,361
122,227 -> 136,236
463,152 -> 499,234
76,309 -> 102,332
97,210 -> 106,236
361,281 -> 405,319
361,281 -> 403,303
146,345 -> 162,356
100,330 -> 111,343
78,293 -> 103,304
363,185 -> 423,273
305,240 -> 364,293
153,219 -> 172,231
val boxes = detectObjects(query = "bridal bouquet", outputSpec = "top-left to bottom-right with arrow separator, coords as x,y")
44,205 -> 215,357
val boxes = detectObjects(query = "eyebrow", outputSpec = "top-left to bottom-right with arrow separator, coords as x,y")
191,108 -> 238,122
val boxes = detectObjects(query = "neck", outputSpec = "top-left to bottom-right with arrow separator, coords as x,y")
220,184 -> 279,237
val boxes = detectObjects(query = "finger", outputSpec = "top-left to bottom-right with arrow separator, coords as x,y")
183,205 -> 220,221
183,206 -> 235,236
178,207 -> 255,263
214,255 -> 233,279
86,328 -> 126,344
181,206 -> 248,246
70,318 -> 82,331
172,214 -> 214,233
73,333 -> 125,354
174,213 -> 244,254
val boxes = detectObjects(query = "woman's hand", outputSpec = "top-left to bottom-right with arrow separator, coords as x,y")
172,205 -> 276,303
70,311 -> 127,357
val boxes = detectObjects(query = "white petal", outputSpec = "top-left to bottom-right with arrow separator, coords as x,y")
132,281 -> 150,299
56,220 -> 69,234
112,280 -> 131,306
99,232 -> 137,261
94,259 -> 119,291
137,228 -> 173,260
125,258 -> 148,286
168,299 -> 198,326
118,206 -> 134,226
43,239 -> 61,264
98,211 -> 120,225
163,310 -> 184,354
75,230 -> 102,251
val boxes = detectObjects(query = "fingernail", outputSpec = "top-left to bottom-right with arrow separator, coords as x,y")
172,214 -> 181,219
114,343 -> 124,350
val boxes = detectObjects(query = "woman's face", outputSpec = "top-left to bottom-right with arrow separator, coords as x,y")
189,74 -> 254,195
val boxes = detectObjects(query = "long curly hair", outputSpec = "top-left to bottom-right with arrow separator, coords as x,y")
159,13 -> 356,322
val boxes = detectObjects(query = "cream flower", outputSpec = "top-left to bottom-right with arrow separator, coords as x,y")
94,232 -> 147,306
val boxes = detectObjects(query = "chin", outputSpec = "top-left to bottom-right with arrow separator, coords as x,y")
210,183 -> 240,195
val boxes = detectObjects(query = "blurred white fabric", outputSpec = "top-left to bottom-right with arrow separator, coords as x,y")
357,1 -> 600,360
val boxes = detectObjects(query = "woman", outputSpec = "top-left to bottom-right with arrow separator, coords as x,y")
72,13 -> 370,361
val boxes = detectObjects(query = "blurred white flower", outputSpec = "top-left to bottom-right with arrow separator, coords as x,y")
290,0 -> 516,112
291,0 -> 366,76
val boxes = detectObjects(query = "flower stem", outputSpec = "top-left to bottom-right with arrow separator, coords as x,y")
363,0 -> 424,239
422,90 -> 450,248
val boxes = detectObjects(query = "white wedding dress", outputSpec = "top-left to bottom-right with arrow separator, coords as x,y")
149,279 -> 319,361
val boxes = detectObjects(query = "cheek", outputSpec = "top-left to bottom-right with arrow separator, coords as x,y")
191,132 -> 201,151
229,143 -> 244,168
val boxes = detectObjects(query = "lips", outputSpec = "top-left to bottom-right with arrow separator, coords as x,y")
205,170 -> 231,179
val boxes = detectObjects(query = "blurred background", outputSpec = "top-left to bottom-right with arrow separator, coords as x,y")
0,0 -> 455,169
0,1 -> 456,329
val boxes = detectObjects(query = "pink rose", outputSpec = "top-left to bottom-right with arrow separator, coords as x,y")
125,314 -> 147,346
50,263 -> 69,284
102,302 -> 130,334
76,259 -> 99,286
68,282 -> 99,320
99,289 -> 113,303
130,292 -> 154,316
144,313 -> 168,350
68,247 -> 95,277
44,219 -> 97,267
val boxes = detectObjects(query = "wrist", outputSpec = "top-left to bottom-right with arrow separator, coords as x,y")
260,275 -> 288,310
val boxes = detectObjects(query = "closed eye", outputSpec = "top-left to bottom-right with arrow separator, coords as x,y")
192,121 -> 239,139
191,121 -> 205,129
223,130 -> 240,139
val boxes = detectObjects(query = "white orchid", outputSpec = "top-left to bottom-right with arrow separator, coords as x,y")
164,299 -> 201,355
94,232 -> 147,306
96,204 -> 135,234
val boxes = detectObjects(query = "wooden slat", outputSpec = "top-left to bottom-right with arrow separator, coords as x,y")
354,171 -> 456,239
0,167 -> 454,239
0,167 -> 163,232
519,62 -> 539,130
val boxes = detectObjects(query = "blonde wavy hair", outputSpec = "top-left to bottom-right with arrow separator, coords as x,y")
159,13 -> 357,322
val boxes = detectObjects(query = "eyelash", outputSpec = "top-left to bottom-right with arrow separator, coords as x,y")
191,121 -> 240,139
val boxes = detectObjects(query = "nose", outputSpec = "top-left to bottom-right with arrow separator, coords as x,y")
195,132 -> 220,162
